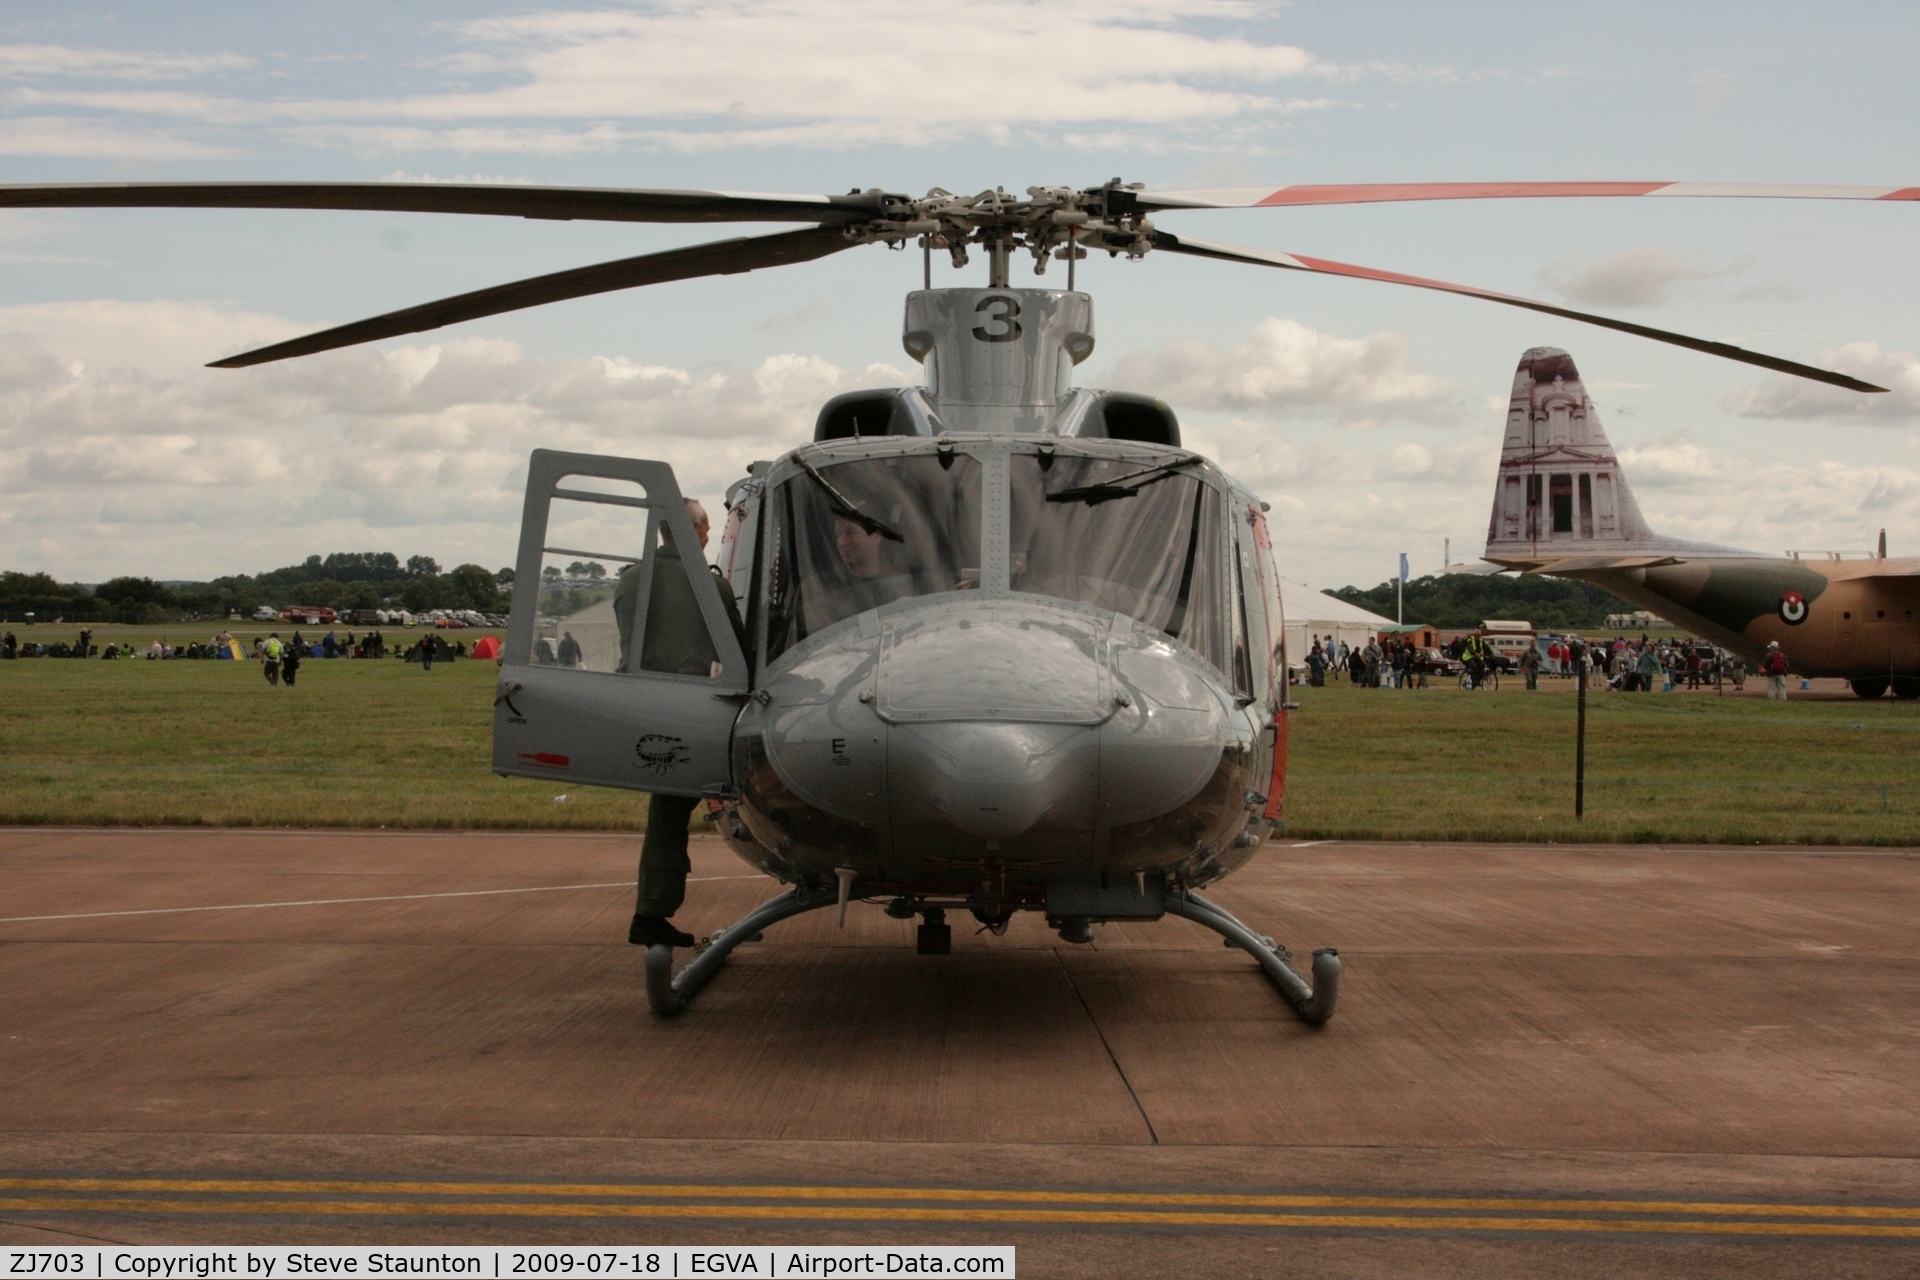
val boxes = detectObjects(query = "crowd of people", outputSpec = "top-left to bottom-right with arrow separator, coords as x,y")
1,628 -> 95,659
251,628 -> 464,682
1303,635 -> 1427,689
248,628 -> 400,661
1588,635 -> 1750,693
1298,630 -> 1753,694
1301,633 -> 1504,689
0,625 -> 478,673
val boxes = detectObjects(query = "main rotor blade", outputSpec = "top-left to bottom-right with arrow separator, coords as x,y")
0,181 -> 879,224
1150,231 -> 1888,394
1137,182 -> 1920,211
210,226 -> 854,368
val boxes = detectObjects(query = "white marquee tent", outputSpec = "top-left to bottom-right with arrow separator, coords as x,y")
1276,576 -> 1397,668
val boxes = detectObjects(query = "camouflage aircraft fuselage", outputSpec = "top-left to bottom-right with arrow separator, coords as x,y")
1552,556 -> 1920,678
1481,347 -> 1920,689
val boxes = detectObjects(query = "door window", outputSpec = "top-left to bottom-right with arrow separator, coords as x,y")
528,484 -> 726,679
528,488 -> 648,672
1230,551 -> 1254,697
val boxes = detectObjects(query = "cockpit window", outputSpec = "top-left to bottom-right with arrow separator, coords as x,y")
1009,454 -> 1230,673
765,452 -> 982,662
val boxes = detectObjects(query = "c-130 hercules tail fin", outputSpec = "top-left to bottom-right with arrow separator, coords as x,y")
1481,347 -> 1748,571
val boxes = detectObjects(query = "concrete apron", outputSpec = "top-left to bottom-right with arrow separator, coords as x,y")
2,828 -> 1917,1276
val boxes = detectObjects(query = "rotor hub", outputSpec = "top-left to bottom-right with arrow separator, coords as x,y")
842,179 -> 1158,276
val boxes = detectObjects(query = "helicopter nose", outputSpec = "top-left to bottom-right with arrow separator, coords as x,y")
875,600 -> 1109,840
890,720 -> 1096,840
751,596 -> 1230,852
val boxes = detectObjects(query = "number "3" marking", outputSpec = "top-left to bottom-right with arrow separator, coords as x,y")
972,295 -> 1023,343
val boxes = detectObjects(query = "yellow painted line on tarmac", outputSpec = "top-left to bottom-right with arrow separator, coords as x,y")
2,1195 -> 1919,1239
2,1177 -> 1917,1223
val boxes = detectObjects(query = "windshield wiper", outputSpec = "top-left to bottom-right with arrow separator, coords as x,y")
797,455 -> 906,542
1045,455 -> 1200,506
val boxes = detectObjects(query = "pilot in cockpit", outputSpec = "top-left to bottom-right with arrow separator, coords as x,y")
803,512 -> 916,627
833,512 -> 889,581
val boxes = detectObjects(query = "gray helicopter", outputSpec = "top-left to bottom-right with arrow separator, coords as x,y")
497,271 -> 1325,1020
5,175 -> 1897,1023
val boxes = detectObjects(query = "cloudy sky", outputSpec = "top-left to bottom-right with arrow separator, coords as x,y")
4,0 -> 1920,590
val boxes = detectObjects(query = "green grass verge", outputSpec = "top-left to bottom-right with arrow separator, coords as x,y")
0,656 -> 643,830
1284,680 -> 1920,844
3,657 -> 1917,842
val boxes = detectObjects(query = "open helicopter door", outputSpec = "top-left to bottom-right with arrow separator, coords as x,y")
493,449 -> 748,797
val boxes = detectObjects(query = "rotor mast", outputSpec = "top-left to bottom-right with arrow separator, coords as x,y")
986,237 -> 1011,288
876,185 -> 1148,433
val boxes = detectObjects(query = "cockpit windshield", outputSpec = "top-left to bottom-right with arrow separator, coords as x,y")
1010,453 -> 1229,672
765,451 -> 982,662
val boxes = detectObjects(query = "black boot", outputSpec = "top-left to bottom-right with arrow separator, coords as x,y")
629,914 -> 695,948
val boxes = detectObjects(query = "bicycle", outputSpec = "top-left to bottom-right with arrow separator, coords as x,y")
1459,665 -> 1500,692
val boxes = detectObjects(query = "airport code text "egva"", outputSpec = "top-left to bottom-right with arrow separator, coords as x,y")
6,1252 -> 1014,1279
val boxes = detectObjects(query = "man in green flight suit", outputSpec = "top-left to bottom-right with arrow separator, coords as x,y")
615,497 -> 747,949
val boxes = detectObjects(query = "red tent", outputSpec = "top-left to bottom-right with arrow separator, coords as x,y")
472,635 -> 502,660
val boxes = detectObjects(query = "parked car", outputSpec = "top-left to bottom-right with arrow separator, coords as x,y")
1690,643 -> 1747,686
1408,647 -> 1463,677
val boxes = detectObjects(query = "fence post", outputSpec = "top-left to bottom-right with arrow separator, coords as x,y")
1573,640 -> 1587,819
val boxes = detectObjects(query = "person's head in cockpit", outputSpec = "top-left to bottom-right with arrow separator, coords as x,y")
833,514 -> 888,579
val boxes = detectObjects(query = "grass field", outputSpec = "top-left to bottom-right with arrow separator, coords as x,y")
0,652 -> 645,830
3,653 -> 1918,843
1285,678 -> 1920,844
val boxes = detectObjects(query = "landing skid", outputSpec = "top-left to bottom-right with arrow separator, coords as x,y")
645,883 -> 1339,1026
645,885 -> 840,1014
1166,891 -> 1340,1027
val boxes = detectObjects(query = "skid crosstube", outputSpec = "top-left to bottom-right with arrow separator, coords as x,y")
645,882 -> 1338,1026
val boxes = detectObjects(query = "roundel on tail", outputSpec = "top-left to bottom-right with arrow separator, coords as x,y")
1778,591 -> 1809,625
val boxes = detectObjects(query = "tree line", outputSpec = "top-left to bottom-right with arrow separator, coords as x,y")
4,554 -> 1639,629
1328,573 -> 1636,630
1,552 -> 514,624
